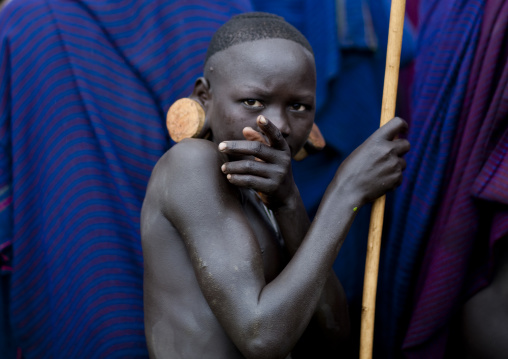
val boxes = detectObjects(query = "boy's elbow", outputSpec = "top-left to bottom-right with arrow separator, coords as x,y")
238,329 -> 293,359
241,335 -> 290,359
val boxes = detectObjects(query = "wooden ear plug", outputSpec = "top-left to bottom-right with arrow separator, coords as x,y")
166,98 -> 208,142
293,123 -> 326,161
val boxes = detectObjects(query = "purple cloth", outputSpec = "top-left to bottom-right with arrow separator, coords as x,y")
403,0 -> 508,356
377,0 -> 485,356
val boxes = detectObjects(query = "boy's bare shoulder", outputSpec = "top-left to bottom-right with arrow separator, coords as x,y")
158,138 -> 221,170
145,138 -> 230,215
150,138 -> 221,182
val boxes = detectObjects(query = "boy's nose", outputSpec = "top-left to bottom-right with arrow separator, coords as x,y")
265,109 -> 290,137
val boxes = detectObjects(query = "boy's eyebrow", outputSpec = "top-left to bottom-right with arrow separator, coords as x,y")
240,84 -> 315,102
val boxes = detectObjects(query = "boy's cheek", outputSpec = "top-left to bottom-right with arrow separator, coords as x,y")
292,123 -> 314,151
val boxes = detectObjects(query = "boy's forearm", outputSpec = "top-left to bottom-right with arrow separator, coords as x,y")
272,184 -> 351,345
252,189 -> 358,356
292,274 -> 350,358
271,183 -> 310,255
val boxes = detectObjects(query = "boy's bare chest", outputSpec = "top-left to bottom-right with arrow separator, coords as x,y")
240,190 -> 287,283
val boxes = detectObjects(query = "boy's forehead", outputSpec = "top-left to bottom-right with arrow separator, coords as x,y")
207,38 -> 315,77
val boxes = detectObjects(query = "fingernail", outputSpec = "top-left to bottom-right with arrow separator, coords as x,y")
258,115 -> 267,125
221,164 -> 226,172
227,174 -> 232,180
218,142 -> 227,151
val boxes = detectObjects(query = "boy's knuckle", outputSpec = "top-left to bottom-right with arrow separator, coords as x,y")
268,181 -> 277,192
253,143 -> 263,156
245,176 -> 255,187
245,161 -> 254,171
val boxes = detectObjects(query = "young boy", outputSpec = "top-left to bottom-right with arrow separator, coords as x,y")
141,12 -> 409,358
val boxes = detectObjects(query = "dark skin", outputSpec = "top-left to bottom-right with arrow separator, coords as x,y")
461,237 -> 508,359
141,38 -> 410,358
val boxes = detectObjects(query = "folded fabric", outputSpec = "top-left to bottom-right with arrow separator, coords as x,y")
378,0 -> 508,357
0,1 -> 251,357
403,0 -> 508,356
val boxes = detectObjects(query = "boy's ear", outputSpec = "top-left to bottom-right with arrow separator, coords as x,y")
166,77 -> 211,142
190,77 -> 211,110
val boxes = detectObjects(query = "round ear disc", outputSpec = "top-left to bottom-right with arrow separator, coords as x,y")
293,123 -> 326,161
166,98 -> 207,142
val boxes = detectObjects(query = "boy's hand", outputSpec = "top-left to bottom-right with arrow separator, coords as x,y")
218,115 -> 297,209
331,117 -> 410,207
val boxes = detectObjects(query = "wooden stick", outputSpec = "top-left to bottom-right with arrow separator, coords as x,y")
359,1 -> 406,358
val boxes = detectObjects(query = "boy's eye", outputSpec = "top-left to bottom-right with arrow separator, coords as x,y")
243,99 -> 263,108
291,104 -> 307,112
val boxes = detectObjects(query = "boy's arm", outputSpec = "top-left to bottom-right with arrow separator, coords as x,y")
158,139 -> 355,359
162,117 -> 408,358
221,116 -> 409,355
224,117 -> 350,351
272,191 -> 351,356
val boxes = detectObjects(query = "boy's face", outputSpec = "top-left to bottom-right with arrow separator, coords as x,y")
203,38 -> 316,157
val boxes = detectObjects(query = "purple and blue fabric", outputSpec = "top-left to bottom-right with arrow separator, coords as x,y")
0,1 -> 252,358
402,0 -> 508,356
377,0 -> 484,355
378,0 -> 508,357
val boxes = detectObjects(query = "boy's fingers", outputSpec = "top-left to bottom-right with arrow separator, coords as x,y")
378,117 -> 408,140
400,157 -> 407,171
225,174 -> 276,192
393,138 -> 411,155
219,140 -> 281,163
257,115 -> 289,152
243,127 -> 269,146
221,160 -> 272,177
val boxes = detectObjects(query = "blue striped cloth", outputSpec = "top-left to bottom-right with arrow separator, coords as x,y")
401,0 -> 508,356
377,0 -> 486,356
0,1 -> 251,357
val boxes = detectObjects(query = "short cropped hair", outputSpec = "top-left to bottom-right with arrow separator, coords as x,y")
205,12 -> 314,64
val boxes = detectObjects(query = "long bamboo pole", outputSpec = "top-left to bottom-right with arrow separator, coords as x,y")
359,1 -> 406,358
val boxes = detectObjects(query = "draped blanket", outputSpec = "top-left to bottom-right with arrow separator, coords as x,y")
404,0 -> 508,356
0,1 -> 250,357
379,0 -> 508,357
